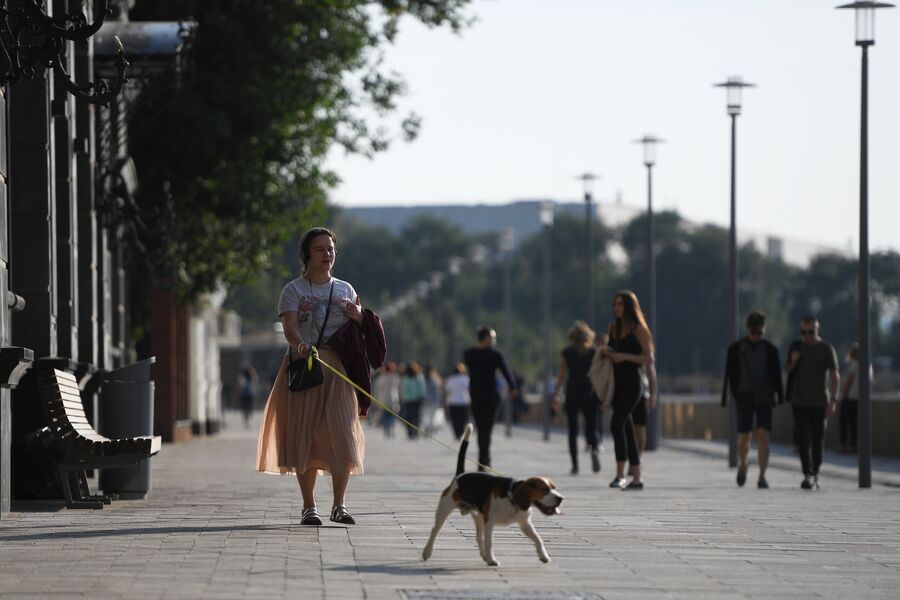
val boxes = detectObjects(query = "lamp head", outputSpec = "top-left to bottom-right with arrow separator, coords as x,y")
633,134 -> 665,167
714,76 -> 756,116
837,1 -> 895,46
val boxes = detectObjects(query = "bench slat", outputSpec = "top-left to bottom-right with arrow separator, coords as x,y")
51,383 -> 83,399
51,370 -> 81,387
48,397 -> 86,410
49,406 -> 89,421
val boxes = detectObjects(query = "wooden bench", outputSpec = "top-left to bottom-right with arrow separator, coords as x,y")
38,368 -> 162,509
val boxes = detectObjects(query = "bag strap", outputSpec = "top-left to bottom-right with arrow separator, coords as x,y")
287,280 -> 335,360
315,280 -> 335,347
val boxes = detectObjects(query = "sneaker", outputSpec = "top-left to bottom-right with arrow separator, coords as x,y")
609,477 -> 627,488
801,475 -> 815,490
301,506 -> 322,526
757,478 -> 769,489
736,465 -> 748,487
330,505 -> 356,525
591,449 -> 601,473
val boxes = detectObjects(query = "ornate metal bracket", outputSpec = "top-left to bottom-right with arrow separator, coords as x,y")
0,0 -> 128,105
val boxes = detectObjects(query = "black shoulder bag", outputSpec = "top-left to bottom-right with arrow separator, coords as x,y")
286,281 -> 334,393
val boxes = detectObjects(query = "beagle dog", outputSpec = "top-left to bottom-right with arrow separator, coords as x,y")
422,424 -> 563,566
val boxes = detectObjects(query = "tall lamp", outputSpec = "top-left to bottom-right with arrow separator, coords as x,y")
575,172 -> 599,329
714,75 -> 755,468
539,202 -> 555,441
836,0 -> 894,489
634,134 -> 664,451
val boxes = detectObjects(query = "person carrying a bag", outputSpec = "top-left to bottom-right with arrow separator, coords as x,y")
256,227 -> 367,526
721,310 -> 784,489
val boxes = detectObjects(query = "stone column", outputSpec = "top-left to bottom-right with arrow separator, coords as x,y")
51,5 -> 79,361
9,74 -> 57,358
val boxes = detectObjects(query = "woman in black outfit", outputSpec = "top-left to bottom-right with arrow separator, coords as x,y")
602,290 -> 655,490
551,321 -> 600,475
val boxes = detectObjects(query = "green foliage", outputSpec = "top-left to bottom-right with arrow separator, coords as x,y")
127,0 -> 472,298
227,206 -> 900,388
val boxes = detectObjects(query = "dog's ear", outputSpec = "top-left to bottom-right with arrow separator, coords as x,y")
511,480 -> 534,511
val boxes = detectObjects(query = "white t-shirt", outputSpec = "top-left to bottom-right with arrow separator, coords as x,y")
444,374 -> 471,406
277,276 -> 357,346
845,359 -> 874,400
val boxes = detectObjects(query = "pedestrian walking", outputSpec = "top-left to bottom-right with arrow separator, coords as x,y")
238,364 -> 258,429
257,227 -> 381,526
400,361 -> 426,439
424,365 -> 444,434
444,363 -> 471,439
785,315 -> 840,490
602,291 -> 655,490
838,343 -> 873,453
372,362 -> 401,438
721,310 -> 784,489
593,333 -> 610,450
551,320 -> 601,475
464,326 -> 518,471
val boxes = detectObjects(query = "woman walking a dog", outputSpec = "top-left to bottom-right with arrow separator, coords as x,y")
602,290 -> 655,490
256,227 -> 377,526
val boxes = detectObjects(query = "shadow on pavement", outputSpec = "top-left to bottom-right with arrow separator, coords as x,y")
0,524 -> 298,542
328,563 -> 468,575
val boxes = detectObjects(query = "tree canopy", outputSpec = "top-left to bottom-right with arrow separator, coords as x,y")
128,0 -> 472,298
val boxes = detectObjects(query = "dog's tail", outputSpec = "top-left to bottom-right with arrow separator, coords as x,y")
456,423 -> 474,476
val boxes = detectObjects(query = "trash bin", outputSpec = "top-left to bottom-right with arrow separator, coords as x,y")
99,357 -> 156,499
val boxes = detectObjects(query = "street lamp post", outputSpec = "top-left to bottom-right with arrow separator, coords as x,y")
634,134 -> 664,451
472,244 -> 488,326
575,173 -> 599,329
837,0 -> 894,489
448,256 -> 463,365
714,75 -> 755,468
539,202 -> 555,442
501,228 -> 515,437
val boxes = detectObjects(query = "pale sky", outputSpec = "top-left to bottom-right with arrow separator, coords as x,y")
326,0 -> 900,253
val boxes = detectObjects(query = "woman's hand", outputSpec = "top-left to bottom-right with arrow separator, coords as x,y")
344,296 -> 363,323
609,352 -> 626,364
648,392 -> 657,410
297,342 -> 310,359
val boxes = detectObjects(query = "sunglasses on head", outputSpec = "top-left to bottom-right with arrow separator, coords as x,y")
800,329 -> 815,335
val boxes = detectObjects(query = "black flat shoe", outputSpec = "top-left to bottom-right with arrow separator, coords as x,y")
331,505 -> 356,525
622,480 -> 644,491
609,477 -> 626,488
591,449 -> 601,473
570,465 -> 579,475
301,507 -> 322,526
736,465 -> 748,487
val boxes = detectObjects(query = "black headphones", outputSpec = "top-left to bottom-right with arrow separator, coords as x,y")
300,242 -> 310,265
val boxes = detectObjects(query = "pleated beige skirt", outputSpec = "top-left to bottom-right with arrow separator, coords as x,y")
256,348 -> 365,476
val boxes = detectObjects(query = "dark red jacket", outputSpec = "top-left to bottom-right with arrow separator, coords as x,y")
327,308 -> 386,416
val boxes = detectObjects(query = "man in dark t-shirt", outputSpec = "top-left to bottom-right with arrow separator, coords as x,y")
463,326 -> 518,470
722,310 -> 784,489
786,315 -> 839,490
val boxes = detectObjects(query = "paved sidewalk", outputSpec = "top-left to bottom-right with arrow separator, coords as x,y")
1,413 -> 899,600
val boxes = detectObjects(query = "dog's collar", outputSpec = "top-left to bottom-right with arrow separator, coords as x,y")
505,479 -> 522,499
